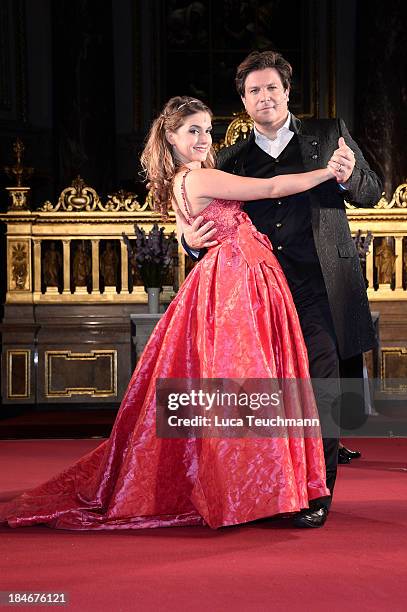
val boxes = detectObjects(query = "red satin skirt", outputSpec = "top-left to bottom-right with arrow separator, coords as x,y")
0,222 -> 329,530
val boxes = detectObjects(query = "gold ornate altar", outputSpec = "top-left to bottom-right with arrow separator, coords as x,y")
1,124 -> 407,405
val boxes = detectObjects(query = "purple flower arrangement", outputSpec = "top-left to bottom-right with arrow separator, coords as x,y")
123,224 -> 177,290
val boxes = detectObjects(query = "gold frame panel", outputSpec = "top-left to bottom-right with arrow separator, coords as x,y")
7,349 -> 30,399
44,349 -> 118,398
380,347 -> 407,393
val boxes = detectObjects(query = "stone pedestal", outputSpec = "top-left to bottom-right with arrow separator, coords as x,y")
130,314 -> 163,365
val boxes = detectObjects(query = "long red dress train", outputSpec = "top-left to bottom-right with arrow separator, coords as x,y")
0,199 -> 329,530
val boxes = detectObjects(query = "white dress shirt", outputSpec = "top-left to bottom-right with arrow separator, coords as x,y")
254,113 -> 294,159
254,115 -> 347,189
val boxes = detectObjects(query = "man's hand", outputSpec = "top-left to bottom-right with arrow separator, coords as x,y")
328,136 -> 355,183
183,216 -> 218,250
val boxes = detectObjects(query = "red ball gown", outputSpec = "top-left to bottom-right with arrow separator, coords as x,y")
0,197 -> 329,530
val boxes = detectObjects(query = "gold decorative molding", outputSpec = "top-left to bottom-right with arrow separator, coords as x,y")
45,349 -> 117,398
105,189 -> 145,212
387,182 -> 407,208
214,111 -> 253,151
6,186 -> 31,211
7,349 -> 30,399
40,175 -> 103,212
37,179 -> 162,219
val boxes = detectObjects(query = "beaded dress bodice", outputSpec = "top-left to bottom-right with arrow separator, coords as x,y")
180,169 -> 249,243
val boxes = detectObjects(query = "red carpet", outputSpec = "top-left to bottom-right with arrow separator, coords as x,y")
0,438 -> 406,611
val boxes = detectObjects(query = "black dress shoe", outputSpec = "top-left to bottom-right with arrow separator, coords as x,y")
292,506 -> 328,528
340,445 -> 362,460
338,447 -> 352,464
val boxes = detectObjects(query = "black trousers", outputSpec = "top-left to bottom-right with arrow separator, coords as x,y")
289,280 -> 341,509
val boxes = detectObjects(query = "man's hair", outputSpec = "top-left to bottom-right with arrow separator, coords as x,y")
235,50 -> 292,97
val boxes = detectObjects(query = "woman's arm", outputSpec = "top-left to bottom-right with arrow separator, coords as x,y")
188,167 -> 336,203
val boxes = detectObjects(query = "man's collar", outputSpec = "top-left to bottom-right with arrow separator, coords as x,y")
289,113 -> 301,134
253,112 -> 292,142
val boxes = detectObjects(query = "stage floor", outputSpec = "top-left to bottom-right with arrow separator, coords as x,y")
0,438 -> 406,611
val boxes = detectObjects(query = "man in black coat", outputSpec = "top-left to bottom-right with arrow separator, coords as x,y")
181,50 -> 382,527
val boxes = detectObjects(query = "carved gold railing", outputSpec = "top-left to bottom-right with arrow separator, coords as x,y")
1,176 -> 182,304
347,189 -> 407,301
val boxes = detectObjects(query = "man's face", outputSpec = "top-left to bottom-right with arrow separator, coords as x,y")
241,68 -> 289,127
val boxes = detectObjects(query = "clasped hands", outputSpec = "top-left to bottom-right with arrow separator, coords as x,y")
327,137 -> 355,184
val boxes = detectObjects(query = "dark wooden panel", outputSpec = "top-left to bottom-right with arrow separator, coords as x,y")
7,349 -> 30,399
45,349 -> 117,398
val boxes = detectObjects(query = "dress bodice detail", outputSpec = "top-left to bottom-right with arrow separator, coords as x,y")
198,199 -> 249,242
180,168 -> 252,243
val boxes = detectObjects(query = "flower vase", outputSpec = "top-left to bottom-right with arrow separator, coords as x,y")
147,287 -> 160,314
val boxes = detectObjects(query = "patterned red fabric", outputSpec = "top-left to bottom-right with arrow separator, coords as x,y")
0,201 -> 328,530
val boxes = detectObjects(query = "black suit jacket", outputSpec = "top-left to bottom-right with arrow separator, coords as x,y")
215,115 -> 382,360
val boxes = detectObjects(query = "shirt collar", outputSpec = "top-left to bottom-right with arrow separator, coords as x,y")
254,112 -> 292,143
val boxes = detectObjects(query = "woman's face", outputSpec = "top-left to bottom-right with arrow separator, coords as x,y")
166,111 -> 212,166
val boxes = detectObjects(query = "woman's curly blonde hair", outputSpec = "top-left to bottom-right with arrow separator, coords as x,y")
140,96 -> 216,217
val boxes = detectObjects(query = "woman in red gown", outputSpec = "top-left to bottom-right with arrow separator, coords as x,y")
0,97 -> 341,531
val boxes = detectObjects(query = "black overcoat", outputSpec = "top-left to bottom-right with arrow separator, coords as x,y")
216,115 -> 382,359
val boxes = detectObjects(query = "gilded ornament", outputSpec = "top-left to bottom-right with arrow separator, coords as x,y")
105,190 -> 141,212
224,111 -> 253,146
389,182 -> 407,208
39,175 -> 102,212
11,243 -> 28,290
214,111 -> 254,151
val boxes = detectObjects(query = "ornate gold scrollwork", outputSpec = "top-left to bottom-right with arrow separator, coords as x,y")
40,175 -> 103,212
6,187 -> 31,211
388,182 -> 407,208
40,178 -> 150,214
214,111 -> 254,151
224,111 -> 254,146
105,189 -> 142,212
